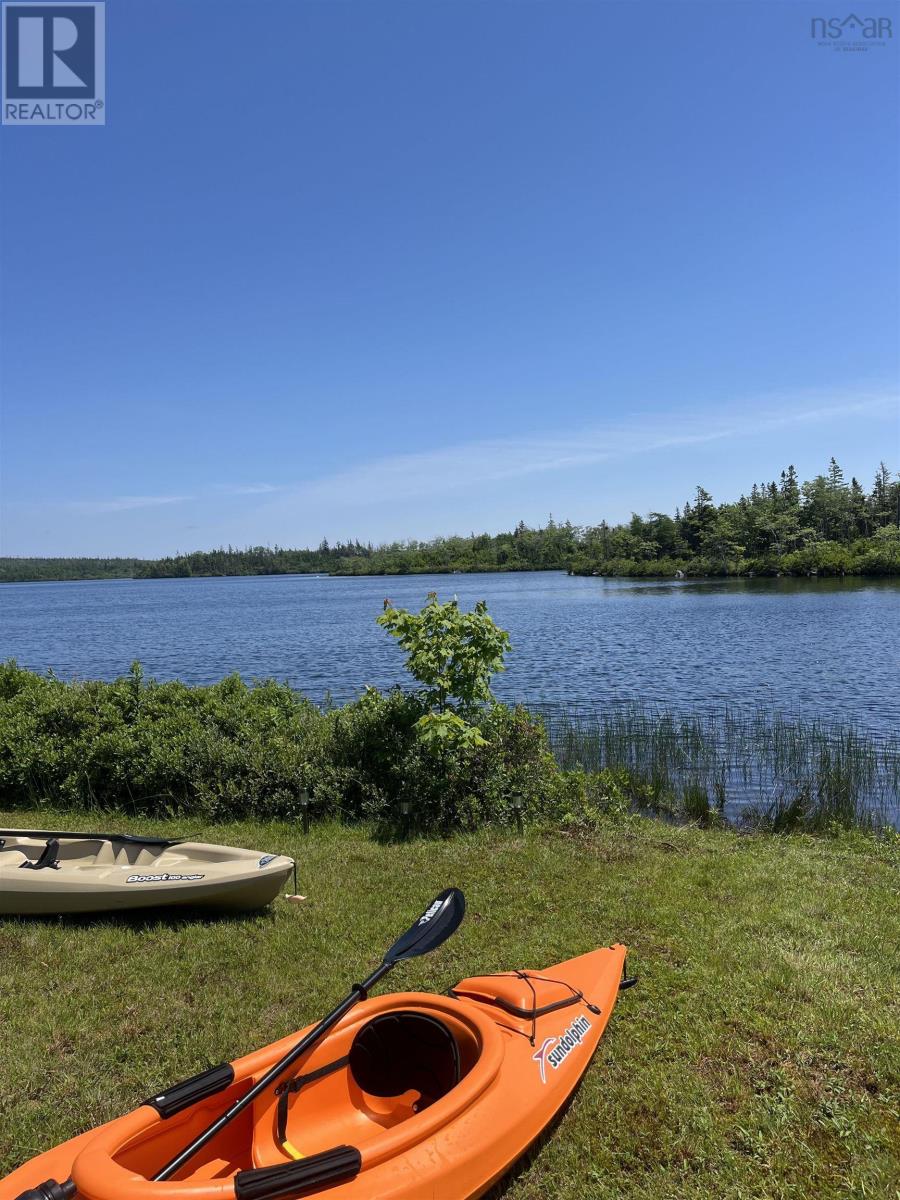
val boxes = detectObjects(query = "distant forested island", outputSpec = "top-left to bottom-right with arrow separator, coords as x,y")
2,459 -> 898,583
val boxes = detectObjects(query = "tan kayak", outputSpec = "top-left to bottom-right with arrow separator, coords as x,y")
0,829 -> 295,915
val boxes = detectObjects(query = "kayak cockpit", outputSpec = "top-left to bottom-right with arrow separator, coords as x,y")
252,999 -> 500,1168
69,994 -> 505,1199
0,835 -> 176,871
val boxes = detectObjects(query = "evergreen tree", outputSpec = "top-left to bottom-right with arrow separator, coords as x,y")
871,462 -> 896,528
849,478 -> 869,536
780,465 -> 800,509
682,486 -> 714,551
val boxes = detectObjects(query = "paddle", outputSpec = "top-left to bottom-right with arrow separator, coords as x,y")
15,888 -> 465,1200
152,886 -> 466,1182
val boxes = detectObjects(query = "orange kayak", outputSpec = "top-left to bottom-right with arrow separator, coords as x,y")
2,946 -> 630,1200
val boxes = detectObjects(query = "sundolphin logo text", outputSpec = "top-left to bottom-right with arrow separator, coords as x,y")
532,1015 -> 593,1084
126,872 -> 205,884
418,899 -> 443,925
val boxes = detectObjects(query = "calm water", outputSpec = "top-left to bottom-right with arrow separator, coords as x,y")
1,572 -> 898,732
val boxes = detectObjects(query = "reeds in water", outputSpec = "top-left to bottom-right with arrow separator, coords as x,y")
532,701 -> 900,831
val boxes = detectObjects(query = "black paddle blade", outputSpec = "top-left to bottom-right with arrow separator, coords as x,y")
384,887 -> 465,964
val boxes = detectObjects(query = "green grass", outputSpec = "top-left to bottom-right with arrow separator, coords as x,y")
1,811 -> 898,1199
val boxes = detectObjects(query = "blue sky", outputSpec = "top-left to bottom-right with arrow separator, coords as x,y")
1,0 -> 897,557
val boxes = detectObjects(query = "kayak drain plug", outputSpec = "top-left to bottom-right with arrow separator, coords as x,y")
13,1178 -> 75,1200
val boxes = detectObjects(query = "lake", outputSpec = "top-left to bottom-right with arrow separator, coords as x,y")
1,572 -> 898,732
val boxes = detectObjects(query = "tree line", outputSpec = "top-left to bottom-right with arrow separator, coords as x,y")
1,459 -> 897,582
570,459 -> 899,578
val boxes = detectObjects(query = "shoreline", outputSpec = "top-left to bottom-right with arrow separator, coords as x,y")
1,665 -> 896,832
2,565 -> 899,584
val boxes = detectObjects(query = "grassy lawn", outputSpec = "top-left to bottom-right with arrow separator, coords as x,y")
1,811 -> 898,1199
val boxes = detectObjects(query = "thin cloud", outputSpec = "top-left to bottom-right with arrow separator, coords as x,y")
217,483 -> 280,496
274,392 -> 897,507
65,494 -> 193,515
58,484 -> 278,513
37,389 -> 897,524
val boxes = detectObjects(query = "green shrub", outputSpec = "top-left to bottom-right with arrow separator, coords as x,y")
0,662 -> 324,820
0,663 -> 559,834
550,768 -> 635,829
854,528 -> 900,575
319,689 -> 558,835
317,687 -> 427,820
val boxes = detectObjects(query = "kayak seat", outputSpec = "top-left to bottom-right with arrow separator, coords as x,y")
253,1008 -> 481,1169
19,838 -> 62,871
349,1012 -> 461,1110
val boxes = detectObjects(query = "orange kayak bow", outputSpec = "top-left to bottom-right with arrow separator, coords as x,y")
2,947 -> 632,1200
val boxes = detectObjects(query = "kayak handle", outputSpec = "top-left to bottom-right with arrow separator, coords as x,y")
234,1146 -> 361,1200
145,1063 -> 235,1120
13,1179 -> 75,1200
619,956 -> 638,990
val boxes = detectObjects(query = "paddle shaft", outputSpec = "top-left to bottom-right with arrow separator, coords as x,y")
153,961 -> 392,1181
